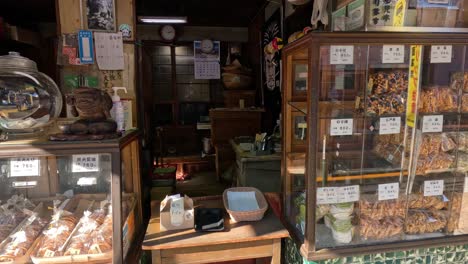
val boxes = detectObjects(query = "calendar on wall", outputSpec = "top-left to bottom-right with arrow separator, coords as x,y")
194,40 -> 221,79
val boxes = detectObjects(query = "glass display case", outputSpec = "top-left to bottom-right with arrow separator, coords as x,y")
0,130 -> 142,264
331,0 -> 468,32
282,32 -> 468,261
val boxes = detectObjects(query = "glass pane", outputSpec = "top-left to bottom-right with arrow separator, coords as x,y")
177,84 -> 210,102
0,154 -> 114,262
155,104 -> 173,125
332,0 -> 468,31
284,47 -> 309,243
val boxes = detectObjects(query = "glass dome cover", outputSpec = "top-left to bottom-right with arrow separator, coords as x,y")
0,52 -> 62,135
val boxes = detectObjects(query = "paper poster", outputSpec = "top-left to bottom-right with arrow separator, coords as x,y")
94,32 -> 125,70
194,40 -> 220,79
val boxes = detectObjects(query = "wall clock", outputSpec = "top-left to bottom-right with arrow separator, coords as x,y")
160,25 -> 176,42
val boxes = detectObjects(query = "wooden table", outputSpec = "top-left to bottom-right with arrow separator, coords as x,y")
230,139 -> 281,192
142,196 -> 289,264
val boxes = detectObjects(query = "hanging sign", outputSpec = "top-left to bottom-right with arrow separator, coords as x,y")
382,45 -> 405,63
406,45 -> 422,128
430,45 -> 452,63
78,30 -> 94,64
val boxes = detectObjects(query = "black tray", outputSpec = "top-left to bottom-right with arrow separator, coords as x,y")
194,208 -> 225,232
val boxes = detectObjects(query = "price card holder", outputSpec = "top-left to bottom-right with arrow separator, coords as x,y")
330,45 -> 354,65
337,185 -> 360,203
10,158 -> 40,177
378,182 -> 399,200
382,45 -> 405,64
317,187 -> 338,204
422,115 -> 443,133
424,180 -> 444,196
430,45 -> 452,63
72,154 -> 100,173
330,118 -> 353,136
379,116 -> 401,135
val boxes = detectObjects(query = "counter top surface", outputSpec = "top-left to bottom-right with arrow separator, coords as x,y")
230,139 -> 281,162
142,195 -> 289,250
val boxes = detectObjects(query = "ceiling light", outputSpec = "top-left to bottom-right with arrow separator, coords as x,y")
138,16 -> 187,24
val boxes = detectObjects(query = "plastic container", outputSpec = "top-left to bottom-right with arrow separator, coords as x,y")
110,87 -> 127,131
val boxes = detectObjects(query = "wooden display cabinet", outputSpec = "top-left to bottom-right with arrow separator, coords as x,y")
0,130 -> 143,264
281,32 -> 468,261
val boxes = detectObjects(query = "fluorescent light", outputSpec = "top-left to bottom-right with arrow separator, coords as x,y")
138,16 -> 187,24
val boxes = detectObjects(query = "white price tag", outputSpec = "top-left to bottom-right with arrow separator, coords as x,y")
317,187 -> 338,204
424,180 -> 444,196
77,177 -> 97,186
330,45 -> 354,65
430,45 -> 452,63
382,45 -> 405,64
422,115 -> 443,133
12,181 -> 38,188
378,182 -> 399,200
379,116 -> 401,135
337,185 -> 360,203
72,154 -> 99,173
10,158 -> 39,177
330,118 -> 353,136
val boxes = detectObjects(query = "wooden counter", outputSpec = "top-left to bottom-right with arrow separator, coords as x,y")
142,196 -> 289,264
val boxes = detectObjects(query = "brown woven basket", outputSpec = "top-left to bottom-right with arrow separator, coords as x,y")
223,187 -> 268,222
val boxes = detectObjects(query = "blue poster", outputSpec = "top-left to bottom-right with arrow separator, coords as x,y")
78,30 -> 94,64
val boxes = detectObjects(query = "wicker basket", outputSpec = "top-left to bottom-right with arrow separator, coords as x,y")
223,187 -> 268,222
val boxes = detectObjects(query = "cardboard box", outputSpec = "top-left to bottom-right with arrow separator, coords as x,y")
160,194 -> 194,231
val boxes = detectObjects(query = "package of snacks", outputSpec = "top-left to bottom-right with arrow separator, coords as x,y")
0,216 -> 47,262
405,210 -> 447,234
419,87 -> 458,113
407,194 -> 448,210
462,94 -> 468,113
360,215 -> 404,240
34,210 -> 78,258
64,209 -> 105,256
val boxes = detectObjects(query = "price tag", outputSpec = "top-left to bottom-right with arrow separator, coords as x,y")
330,118 -> 353,136
382,45 -> 405,64
12,181 -> 38,188
330,45 -> 354,65
72,154 -> 99,173
297,123 -> 307,129
10,158 -> 39,177
422,115 -> 443,133
77,177 -> 97,186
316,187 -> 338,204
337,185 -> 360,203
378,182 -> 399,200
430,45 -> 452,63
379,116 -> 401,135
424,180 -> 444,196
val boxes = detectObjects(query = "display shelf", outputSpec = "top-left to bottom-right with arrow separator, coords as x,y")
282,32 -> 468,261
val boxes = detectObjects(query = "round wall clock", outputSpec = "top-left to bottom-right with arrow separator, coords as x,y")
160,25 -> 176,42
200,39 -> 214,53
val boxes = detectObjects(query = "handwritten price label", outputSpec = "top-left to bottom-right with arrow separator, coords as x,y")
424,180 -> 444,196
317,185 -> 360,204
10,158 -> 39,177
330,45 -> 354,65
330,118 -> 353,136
380,116 -> 401,135
378,182 -> 399,200
72,154 -> 99,173
422,115 -> 443,133
382,45 -> 405,64
430,45 -> 452,63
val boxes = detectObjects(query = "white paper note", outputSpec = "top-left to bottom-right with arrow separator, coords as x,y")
227,191 -> 259,211
94,32 -> 125,70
